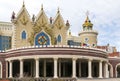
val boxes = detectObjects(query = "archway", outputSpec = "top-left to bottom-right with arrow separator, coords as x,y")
116,63 -> 120,78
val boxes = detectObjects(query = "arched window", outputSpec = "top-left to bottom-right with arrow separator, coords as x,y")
57,35 -> 61,42
22,31 -> 26,39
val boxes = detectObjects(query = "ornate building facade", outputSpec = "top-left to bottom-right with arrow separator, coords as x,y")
0,2 -> 119,81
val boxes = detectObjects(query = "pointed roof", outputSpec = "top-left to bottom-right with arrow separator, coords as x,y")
36,4 -> 48,22
53,7 -> 65,25
16,1 -> 30,20
83,11 -> 93,27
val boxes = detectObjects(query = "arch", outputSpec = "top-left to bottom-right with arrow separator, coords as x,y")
57,35 -> 61,43
21,30 -> 27,39
0,62 -> 2,78
115,63 -> 120,77
35,31 -> 50,46
108,63 -> 113,78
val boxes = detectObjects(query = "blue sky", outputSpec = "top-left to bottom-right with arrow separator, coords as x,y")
0,0 -> 120,51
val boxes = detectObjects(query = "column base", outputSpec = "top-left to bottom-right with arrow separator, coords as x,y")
19,75 -> 23,78
87,76 -> 92,78
54,76 -> 58,78
35,76 -> 39,78
19,76 -> 23,78
98,76 -> 103,78
72,76 -> 77,78
9,76 -> 13,78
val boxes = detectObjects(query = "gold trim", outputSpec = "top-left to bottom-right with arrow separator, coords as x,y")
28,22 -> 55,45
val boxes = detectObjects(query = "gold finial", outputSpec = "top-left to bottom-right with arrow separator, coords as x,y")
57,7 -> 60,13
41,4 -> 43,10
86,11 -> 89,22
22,0 -> 25,7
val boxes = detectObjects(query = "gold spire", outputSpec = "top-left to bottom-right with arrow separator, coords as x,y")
22,0 -> 25,7
41,4 -> 43,10
83,11 -> 93,27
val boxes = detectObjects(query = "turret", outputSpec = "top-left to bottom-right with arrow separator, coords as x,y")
79,12 -> 98,47
82,15 -> 93,31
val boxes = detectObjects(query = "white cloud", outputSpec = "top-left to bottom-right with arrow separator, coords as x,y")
0,0 -> 120,51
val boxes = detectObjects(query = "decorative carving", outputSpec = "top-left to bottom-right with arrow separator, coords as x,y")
44,26 -> 55,45
28,32 -> 34,45
28,23 -> 55,45
39,18 -> 47,27
20,15 -> 28,25
55,20 -> 63,29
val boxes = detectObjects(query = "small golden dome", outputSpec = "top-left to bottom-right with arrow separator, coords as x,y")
82,16 -> 93,27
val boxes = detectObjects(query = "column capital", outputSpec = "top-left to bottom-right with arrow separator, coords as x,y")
88,59 -> 92,61
99,60 -> 103,62
54,57 -> 58,60
35,58 -> 39,60
72,57 -> 77,60
19,59 -> 24,61
8,60 -> 13,62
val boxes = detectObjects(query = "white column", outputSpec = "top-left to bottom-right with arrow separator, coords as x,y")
72,58 -> 77,78
35,58 -> 39,78
54,58 -> 58,78
105,62 -> 109,78
79,62 -> 81,77
20,59 -> 23,78
88,59 -> 92,78
9,60 -> 12,78
99,60 -> 103,78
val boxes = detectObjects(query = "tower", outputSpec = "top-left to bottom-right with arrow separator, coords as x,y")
11,1 -> 33,48
52,8 -> 69,45
79,13 -> 98,47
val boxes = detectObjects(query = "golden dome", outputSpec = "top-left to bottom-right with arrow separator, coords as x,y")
82,16 -> 93,27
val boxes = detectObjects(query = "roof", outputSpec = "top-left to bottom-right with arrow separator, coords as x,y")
109,52 -> 120,57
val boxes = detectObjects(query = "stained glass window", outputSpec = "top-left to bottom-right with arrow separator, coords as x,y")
22,31 -> 26,39
57,35 -> 61,42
